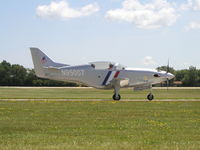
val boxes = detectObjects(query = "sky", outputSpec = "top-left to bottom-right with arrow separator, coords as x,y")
0,0 -> 200,70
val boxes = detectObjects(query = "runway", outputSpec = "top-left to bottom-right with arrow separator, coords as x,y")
1,86 -> 200,89
0,99 -> 199,102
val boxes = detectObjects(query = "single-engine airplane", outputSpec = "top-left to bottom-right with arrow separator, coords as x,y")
30,48 -> 174,101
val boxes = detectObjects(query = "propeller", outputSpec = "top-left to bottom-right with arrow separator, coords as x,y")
166,59 -> 170,90
167,59 -> 169,73
166,77 -> 169,90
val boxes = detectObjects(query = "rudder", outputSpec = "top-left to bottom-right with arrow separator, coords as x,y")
30,47 -> 68,78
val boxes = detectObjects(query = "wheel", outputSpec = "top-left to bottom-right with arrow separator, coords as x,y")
112,94 -> 121,101
147,93 -> 154,101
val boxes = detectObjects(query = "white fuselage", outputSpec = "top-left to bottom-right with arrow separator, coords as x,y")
43,64 -> 174,89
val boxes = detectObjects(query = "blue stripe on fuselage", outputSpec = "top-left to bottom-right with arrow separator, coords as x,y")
102,71 -> 112,85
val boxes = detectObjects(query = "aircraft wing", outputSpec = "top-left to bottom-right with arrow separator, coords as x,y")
133,84 -> 151,91
109,78 -> 129,87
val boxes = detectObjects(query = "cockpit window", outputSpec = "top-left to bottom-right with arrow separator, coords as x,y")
115,63 -> 125,70
89,61 -> 115,70
108,64 -> 114,69
89,61 -> 125,70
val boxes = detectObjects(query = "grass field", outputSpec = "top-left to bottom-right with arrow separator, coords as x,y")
0,88 -> 199,150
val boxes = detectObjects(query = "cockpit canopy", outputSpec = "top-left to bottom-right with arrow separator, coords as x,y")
89,61 -> 125,70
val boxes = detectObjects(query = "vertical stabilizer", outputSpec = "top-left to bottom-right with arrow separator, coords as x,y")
30,47 -> 68,78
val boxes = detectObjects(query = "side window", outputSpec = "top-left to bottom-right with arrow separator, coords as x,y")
108,64 -> 114,69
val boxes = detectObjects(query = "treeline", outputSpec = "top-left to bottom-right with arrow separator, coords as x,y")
0,61 -> 78,86
157,66 -> 200,87
0,60 -> 200,87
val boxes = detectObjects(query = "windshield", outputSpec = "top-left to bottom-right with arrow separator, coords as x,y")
115,63 -> 125,70
89,61 -> 125,70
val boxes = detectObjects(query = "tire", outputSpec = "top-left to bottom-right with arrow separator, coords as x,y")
147,93 -> 154,101
113,94 -> 121,101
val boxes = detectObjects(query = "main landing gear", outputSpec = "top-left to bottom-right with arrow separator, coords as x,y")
147,84 -> 154,101
112,85 -> 121,101
113,94 -> 121,100
147,93 -> 154,101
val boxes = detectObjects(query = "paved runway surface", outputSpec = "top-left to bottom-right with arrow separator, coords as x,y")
1,86 -> 200,89
0,99 -> 199,102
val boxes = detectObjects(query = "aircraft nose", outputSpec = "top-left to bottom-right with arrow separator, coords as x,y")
167,73 -> 175,80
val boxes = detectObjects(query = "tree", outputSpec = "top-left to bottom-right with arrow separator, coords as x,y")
10,64 -> 27,85
25,69 -> 37,86
0,60 -> 12,85
182,66 -> 198,87
175,70 -> 187,81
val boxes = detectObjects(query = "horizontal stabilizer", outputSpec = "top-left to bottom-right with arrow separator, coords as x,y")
43,66 -> 61,71
109,78 -> 129,87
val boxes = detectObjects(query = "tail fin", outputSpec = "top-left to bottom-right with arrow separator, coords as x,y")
30,47 -> 68,78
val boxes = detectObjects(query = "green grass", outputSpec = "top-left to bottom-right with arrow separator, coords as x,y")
0,101 -> 199,150
0,88 -> 199,149
0,88 -> 200,99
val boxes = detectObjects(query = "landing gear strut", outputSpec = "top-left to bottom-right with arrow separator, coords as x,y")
147,84 -> 154,101
112,84 -> 121,101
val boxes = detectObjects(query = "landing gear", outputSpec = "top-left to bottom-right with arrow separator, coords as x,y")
113,94 -> 121,101
147,93 -> 154,101
112,83 -> 121,101
147,84 -> 154,101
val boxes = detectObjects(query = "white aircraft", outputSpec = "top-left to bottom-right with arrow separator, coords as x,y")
30,48 -> 174,101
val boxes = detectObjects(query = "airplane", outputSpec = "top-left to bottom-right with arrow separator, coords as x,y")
30,48 -> 175,101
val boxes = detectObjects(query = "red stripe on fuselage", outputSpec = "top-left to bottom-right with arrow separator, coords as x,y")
114,71 -> 120,78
